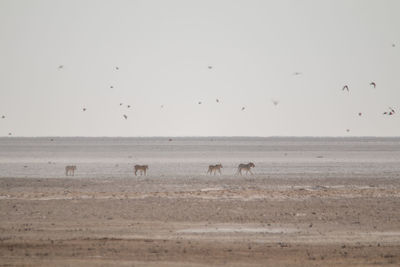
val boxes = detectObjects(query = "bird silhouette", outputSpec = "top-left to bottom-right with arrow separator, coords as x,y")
370,82 -> 376,88
198,101 -> 202,105
127,105 -> 131,108
293,72 -> 302,76
392,44 -> 396,47
120,103 -> 123,106
1,115 -> 5,119
384,107 -> 396,115
160,105 -> 164,108
208,66 -> 212,69
58,65 -> 64,69
216,99 -> 219,103
8,133 -> 12,136
358,112 -> 362,116
346,129 -> 350,133
241,107 -> 245,111
123,114 -> 128,120
115,66 -> 119,70
110,86 -> 114,89
342,85 -> 349,91
82,108 -> 87,112
272,99 -> 279,106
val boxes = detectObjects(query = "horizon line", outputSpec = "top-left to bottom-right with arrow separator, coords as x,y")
1,135 -> 400,138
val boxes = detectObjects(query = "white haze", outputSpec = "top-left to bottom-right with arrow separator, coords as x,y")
0,0 -> 399,136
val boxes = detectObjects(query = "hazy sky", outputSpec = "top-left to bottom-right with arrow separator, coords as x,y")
0,0 -> 399,136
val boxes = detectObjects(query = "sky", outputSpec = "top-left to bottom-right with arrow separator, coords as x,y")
0,0 -> 399,137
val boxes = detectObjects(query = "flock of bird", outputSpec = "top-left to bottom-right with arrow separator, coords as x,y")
1,49 -> 398,136
73,63 -> 396,133
77,65 -> 255,120
340,80 -> 396,133
78,66 -> 134,120
342,82 -> 396,117
342,82 -> 376,92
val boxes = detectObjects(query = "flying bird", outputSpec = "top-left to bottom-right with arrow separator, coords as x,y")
392,44 -> 396,47
58,65 -> 64,69
110,86 -> 114,89
160,105 -> 164,108
293,72 -> 302,76
8,133 -> 12,136
198,101 -> 202,105
208,66 -> 213,69
358,112 -> 362,116
127,105 -> 131,108
241,107 -> 246,111
123,114 -> 128,120
346,129 -> 350,133
271,99 -> 279,106
115,66 -> 119,70
216,99 -> 219,103
82,108 -> 87,112
342,85 -> 349,91
370,82 -> 376,88
1,115 -> 5,119
120,103 -> 123,106
384,107 -> 396,115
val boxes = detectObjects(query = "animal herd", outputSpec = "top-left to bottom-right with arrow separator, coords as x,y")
65,162 -> 255,176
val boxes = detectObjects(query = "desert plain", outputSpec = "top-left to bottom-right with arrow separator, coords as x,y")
0,137 -> 399,266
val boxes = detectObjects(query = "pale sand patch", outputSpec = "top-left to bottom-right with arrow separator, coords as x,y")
200,187 -> 224,192
1,186 -> 400,201
177,227 -> 299,234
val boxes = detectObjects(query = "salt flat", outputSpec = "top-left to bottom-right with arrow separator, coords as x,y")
0,137 -> 399,266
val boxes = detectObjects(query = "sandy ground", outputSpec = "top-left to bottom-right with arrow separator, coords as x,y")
1,175 -> 400,266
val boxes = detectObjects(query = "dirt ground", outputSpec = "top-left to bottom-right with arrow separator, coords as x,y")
1,176 -> 400,266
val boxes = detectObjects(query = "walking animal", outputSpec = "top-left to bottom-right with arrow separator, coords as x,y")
65,165 -> 77,176
134,165 -> 148,176
236,162 -> 255,175
207,164 -> 223,175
